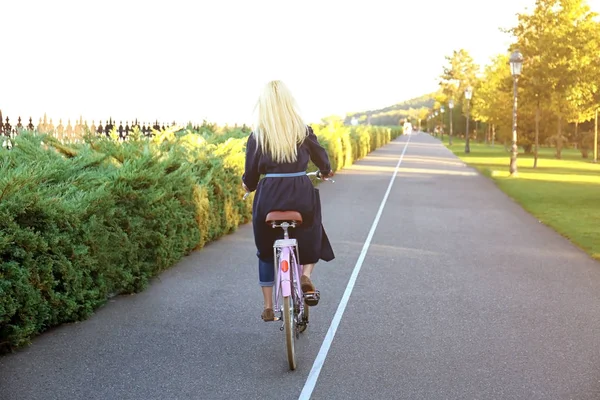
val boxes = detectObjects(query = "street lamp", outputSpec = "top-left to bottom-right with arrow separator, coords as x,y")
464,86 -> 473,153
429,114 -> 433,134
440,106 -> 445,141
448,99 -> 454,145
509,49 -> 524,176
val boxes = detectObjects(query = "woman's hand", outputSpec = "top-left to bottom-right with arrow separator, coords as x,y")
242,181 -> 249,192
318,170 -> 334,179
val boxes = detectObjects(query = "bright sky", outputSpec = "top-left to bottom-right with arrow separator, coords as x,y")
2,0 -> 597,127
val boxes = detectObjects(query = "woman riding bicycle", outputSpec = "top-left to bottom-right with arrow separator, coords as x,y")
242,80 -> 335,322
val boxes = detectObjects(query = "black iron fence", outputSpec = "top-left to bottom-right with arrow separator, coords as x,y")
1,109 -> 203,149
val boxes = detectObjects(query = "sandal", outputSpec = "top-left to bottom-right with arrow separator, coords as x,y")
261,308 -> 275,322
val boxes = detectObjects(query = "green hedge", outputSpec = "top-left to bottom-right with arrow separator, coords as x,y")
0,124 -> 402,353
310,125 -> 401,172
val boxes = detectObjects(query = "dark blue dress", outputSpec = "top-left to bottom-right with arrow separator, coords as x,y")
242,126 -> 335,267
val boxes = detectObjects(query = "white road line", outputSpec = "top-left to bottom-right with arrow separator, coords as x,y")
298,134 -> 412,400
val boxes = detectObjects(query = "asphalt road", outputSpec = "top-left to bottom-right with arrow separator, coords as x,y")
2,132 -> 600,400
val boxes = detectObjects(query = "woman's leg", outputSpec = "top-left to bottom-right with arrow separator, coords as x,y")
258,258 -> 275,318
261,286 -> 273,309
301,262 -> 317,296
302,263 -> 315,278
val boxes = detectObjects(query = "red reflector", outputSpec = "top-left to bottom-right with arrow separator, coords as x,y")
281,260 -> 289,272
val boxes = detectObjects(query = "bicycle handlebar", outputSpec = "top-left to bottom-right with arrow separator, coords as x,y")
243,170 -> 334,200
306,170 -> 335,183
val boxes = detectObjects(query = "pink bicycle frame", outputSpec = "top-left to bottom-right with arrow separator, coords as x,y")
279,247 -> 292,297
274,240 -> 303,314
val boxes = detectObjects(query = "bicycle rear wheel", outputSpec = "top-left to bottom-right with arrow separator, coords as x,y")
291,250 -> 308,334
283,295 -> 296,370
299,299 -> 309,333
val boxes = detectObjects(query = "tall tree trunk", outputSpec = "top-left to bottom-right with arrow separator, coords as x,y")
492,124 -> 496,146
594,109 -> 598,163
575,121 -> 579,153
534,100 -> 540,168
556,114 -> 563,159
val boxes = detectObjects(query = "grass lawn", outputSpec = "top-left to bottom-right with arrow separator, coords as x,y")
443,137 -> 600,260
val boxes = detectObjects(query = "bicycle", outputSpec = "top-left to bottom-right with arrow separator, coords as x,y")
244,170 -> 334,370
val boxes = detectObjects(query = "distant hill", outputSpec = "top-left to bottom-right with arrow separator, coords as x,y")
343,93 -> 435,126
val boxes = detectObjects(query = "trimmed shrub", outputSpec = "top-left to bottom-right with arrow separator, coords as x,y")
0,123 -> 404,352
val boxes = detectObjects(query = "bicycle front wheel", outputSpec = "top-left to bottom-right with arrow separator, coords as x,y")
283,295 -> 296,370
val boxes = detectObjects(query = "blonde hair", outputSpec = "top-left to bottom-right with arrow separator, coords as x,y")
253,80 -> 308,163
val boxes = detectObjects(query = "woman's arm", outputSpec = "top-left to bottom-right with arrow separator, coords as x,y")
305,126 -> 333,177
242,133 -> 261,191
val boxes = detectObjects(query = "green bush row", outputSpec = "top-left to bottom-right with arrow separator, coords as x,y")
312,125 -> 401,172
0,124 -> 402,353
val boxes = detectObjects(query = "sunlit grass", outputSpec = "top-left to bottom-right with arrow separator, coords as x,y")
445,138 -> 600,260
490,170 -> 600,184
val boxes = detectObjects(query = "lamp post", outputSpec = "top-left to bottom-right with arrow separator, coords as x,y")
509,49 -> 524,176
434,111 -> 439,136
431,114 -> 434,134
449,99 -> 454,145
440,106 -> 445,141
464,86 -> 473,153
429,111 -> 433,134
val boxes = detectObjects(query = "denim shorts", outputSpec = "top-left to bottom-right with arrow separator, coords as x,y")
258,257 -> 275,287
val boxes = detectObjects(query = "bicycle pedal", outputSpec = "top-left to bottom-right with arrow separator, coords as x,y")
304,290 -> 320,302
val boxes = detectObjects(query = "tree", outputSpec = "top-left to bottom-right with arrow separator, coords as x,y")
562,1 -> 600,158
510,0 -> 600,160
439,49 -> 480,122
321,115 -> 344,127
470,55 -> 513,147
509,0 -> 555,165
